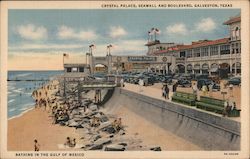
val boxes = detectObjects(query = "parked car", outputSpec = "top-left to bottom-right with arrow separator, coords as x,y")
179,74 -> 194,80
139,76 -> 155,86
197,79 -> 213,90
177,79 -> 191,87
161,75 -> 173,84
227,77 -> 241,86
195,74 -> 209,80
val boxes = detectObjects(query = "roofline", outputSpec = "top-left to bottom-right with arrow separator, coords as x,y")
223,16 -> 241,25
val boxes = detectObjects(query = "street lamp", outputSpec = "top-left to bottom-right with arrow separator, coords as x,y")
107,44 -> 112,74
107,44 -> 112,56
89,44 -> 95,55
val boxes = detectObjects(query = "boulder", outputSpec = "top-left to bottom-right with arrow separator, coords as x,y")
71,109 -> 80,115
68,121 -> 79,127
89,104 -> 98,111
75,123 -> 84,129
73,117 -> 83,122
92,134 -> 101,142
150,146 -> 161,151
104,126 -> 116,134
98,122 -> 112,131
88,144 -> 103,150
88,139 -> 111,150
104,144 -> 125,151
94,138 -> 111,145
118,143 -> 127,146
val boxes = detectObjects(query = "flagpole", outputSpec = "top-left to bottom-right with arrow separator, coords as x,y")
63,54 -> 64,71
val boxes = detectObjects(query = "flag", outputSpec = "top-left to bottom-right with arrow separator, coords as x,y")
155,28 -> 160,34
89,44 -> 96,49
63,53 -> 69,58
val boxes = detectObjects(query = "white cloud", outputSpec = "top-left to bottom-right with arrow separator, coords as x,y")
16,24 -> 48,40
107,40 -> 146,55
9,43 -> 83,51
166,23 -> 188,36
109,26 -> 127,38
57,25 -> 97,40
195,17 -> 216,32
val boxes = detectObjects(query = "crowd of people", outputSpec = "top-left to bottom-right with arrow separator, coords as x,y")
161,81 -> 238,117
64,137 -> 76,148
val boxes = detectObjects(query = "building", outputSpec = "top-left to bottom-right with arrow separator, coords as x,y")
145,40 -> 179,55
147,15 -> 241,76
64,63 -> 90,74
87,55 -> 176,74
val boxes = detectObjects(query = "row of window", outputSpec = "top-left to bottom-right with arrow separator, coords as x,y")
66,67 -> 84,72
181,44 -> 233,58
232,42 -> 241,54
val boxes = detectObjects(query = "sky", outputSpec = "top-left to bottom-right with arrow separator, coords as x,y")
8,9 -> 240,70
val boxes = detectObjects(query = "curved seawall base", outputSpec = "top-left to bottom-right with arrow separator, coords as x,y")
104,88 -> 240,150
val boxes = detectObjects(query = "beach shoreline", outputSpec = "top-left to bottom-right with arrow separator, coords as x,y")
8,107 -> 35,121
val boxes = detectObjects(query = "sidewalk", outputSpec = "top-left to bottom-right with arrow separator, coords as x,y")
122,83 -> 240,122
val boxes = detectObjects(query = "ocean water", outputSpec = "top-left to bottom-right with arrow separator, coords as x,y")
8,71 -> 63,119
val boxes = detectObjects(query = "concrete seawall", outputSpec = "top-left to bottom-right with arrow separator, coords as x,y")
104,88 -> 240,150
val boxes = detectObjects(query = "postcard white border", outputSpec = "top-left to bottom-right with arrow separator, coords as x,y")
1,1 -> 249,159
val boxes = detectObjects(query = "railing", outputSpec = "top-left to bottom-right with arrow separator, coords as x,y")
81,81 -> 116,86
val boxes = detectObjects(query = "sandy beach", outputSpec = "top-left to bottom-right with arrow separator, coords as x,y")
8,98 -> 201,151
8,107 -> 81,151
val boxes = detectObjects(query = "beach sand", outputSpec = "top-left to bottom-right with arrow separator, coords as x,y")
8,105 -> 201,151
8,107 -> 81,151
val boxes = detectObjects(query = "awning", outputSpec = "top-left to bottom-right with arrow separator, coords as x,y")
193,66 -> 200,70
210,67 -> 218,72
187,65 -> 192,70
202,64 -> 209,70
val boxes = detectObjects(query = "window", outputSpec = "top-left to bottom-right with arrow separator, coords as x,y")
231,43 -> 241,54
201,47 -> 208,57
66,68 -> 72,72
186,50 -> 192,58
220,45 -> 230,55
79,67 -> 84,72
180,51 -> 186,57
72,67 -> 78,72
235,27 -> 240,39
193,48 -> 200,57
210,46 -> 218,56
232,43 -> 235,54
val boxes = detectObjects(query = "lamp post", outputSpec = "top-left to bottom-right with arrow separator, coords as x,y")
107,44 -> 112,74
235,49 -> 237,76
89,44 -> 95,74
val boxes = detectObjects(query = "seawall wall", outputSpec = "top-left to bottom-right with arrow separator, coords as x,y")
109,88 -> 240,150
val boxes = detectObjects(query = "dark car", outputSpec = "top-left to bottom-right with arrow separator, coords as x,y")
227,77 -> 241,86
179,74 -> 194,80
197,79 -> 213,90
195,74 -> 209,80
161,75 -> 173,84
173,74 -> 181,79
177,79 -> 191,87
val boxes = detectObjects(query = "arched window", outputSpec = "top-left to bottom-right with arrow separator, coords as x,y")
235,27 -> 240,38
